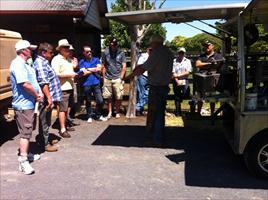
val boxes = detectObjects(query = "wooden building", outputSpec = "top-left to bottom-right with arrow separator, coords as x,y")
0,0 -> 109,57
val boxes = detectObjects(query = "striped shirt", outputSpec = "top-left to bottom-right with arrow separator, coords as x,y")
33,55 -> 62,102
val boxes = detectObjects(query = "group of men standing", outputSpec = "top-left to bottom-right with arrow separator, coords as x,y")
10,37 -> 127,175
10,33 -> 223,175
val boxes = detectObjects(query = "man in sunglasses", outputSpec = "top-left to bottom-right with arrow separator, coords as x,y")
195,40 -> 225,116
52,39 -> 77,138
102,38 -> 126,119
79,46 -> 107,123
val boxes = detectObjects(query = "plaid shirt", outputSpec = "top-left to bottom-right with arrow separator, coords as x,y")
33,55 -> 62,102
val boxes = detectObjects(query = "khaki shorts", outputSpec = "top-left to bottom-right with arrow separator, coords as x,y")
59,90 -> 73,112
14,109 -> 35,139
102,78 -> 124,100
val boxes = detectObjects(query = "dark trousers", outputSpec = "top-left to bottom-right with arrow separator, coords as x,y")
146,85 -> 169,144
36,101 -> 52,147
84,84 -> 104,119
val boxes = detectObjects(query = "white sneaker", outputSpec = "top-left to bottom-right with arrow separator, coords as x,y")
28,153 -> 41,162
87,118 -> 92,123
99,116 -> 107,121
115,113 -> 120,119
18,157 -> 35,175
106,113 -> 112,119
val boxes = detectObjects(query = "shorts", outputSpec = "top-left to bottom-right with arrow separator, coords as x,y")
102,78 -> 124,100
59,90 -> 73,112
14,109 -> 35,139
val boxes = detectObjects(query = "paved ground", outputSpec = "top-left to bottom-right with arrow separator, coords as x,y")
1,112 -> 268,200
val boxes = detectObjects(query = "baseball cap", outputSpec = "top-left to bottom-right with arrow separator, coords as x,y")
15,40 -> 37,52
178,47 -> 186,53
203,40 -> 213,46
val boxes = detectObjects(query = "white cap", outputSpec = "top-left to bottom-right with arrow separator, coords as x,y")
15,40 -> 37,52
56,39 -> 71,50
178,47 -> 186,53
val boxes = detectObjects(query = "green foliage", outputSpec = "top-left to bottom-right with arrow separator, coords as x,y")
249,24 -> 268,52
140,24 -> 167,50
103,0 -> 167,50
185,33 -> 221,53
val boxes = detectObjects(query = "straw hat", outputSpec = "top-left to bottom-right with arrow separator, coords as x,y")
56,39 -> 71,50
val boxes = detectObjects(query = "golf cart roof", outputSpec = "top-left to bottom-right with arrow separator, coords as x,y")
105,3 -> 248,25
241,0 -> 268,23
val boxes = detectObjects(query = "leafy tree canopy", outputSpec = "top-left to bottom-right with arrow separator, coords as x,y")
103,0 -> 167,51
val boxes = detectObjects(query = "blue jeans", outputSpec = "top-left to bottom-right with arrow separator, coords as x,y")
146,85 -> 169,144
84,84 -> 104,119
136,75 -> 149,111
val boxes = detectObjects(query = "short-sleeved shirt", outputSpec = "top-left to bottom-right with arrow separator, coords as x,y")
10,56 -> 40,110
51,54 -> 74,91
79,57 -> 101,87
102,47 -> 126,80
137,52 -> 149,77
197,52 -> 224,73
172,57 -> 192,85
142,45 -> 173,86
33,55 -> 62,102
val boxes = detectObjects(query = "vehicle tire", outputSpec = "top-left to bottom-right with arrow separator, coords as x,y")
244,133 -> 268,178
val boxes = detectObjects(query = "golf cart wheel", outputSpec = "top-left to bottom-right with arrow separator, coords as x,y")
244,132 -> 268,178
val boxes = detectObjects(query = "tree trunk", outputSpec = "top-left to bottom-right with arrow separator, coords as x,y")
126,25 -> 138,118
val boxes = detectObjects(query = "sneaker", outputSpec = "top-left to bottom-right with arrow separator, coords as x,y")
106,113 -> 112,119
115,113 -> 120,119
87,118 -> 93,123
27,153 -> 41,162
18,157 -> 35,175
98,116 -> 107,121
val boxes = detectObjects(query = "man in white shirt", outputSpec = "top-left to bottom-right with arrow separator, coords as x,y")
172,47 -> 192,116
136,47 -> 152,115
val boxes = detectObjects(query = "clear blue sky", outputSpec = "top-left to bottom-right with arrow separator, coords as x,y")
106,0 -> 251,41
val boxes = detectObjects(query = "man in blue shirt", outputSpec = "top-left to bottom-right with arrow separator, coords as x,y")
33,42 -> 62,152
79,46 -> 107,123
10,40 -> 42,175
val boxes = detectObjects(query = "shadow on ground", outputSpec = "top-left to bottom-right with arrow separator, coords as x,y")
92,125 -> 268,189
0,120 -> 19,146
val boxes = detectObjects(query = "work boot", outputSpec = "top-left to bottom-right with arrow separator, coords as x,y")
45,144 -> 58,152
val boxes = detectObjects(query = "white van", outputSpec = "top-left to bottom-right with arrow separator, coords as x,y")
0,29 -> 22,120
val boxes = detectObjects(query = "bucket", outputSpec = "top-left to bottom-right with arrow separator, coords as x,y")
245,93 -> 258,111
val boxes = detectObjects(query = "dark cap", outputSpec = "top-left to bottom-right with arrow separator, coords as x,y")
203,40 -> 213,46
110,38 -> 118,46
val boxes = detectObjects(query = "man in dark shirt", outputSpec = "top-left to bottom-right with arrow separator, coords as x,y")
195,40 -> 225,115
101,38 -> 126,119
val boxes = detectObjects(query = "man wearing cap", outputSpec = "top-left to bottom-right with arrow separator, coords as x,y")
101,38 -> 126,119
125,34 -> 173,147
79,45 -> 107,123
51,39 -> 77,138
172,47 -> 192,116
10,40 -> 42,174
33,42 -> 62,152
195,40 -> 225,115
